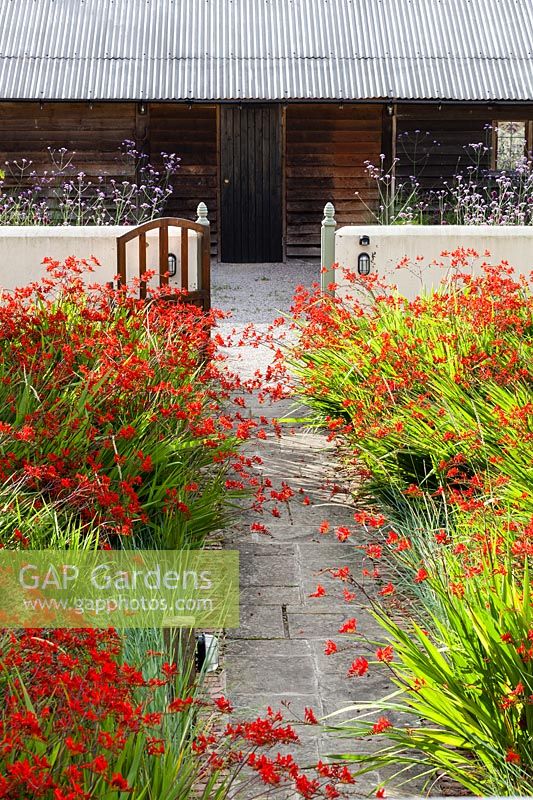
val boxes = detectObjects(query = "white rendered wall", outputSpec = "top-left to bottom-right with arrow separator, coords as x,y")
335,226 -> 533,301
0,227 -> 200,292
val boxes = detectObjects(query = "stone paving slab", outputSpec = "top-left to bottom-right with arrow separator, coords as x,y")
240,585 -> 301,606
286,610 -> 349,640
225,638 -> 312,657
237,552 -> 300,587
224,655 -> 318,697
227,604 -> 286,639
232,541 -> 297,557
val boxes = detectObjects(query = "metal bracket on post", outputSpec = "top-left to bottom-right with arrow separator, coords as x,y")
321,202 -> 336,296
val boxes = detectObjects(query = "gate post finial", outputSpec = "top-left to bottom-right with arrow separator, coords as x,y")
196,202 -> 209,226
321,202 -> 336,296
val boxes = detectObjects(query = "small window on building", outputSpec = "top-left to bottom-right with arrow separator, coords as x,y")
492,121 -> 527,170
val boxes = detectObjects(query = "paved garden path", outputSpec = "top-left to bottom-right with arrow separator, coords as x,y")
212,263 -> 415,797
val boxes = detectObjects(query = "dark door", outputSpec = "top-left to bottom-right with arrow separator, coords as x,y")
220,105 -> 283,262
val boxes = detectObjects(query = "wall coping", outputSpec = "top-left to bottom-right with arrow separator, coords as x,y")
337,225 -> 533,238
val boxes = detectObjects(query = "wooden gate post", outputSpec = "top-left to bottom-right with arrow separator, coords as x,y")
196,203 -> 211,311
321,202 -> 336,296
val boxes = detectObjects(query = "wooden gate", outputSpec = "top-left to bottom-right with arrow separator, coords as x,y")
220,105 -> 283,263
116,209 -> 211,310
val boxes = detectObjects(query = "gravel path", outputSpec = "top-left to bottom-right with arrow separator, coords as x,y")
212,262 -> 421,798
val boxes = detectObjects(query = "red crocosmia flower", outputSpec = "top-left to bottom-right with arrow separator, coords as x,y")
214,696 -> 234,713
414,568 -> 428,583
117,425 -> 137,440
354,511 -> 385,528
295,774 -> 320,798
394,537 -> 411,552
505,749 -> 521,764
249,753 -> 281,785
64,736 -> 86,754
110,773 -> 131,791
146,737 -> 165,755
378,582 -> 395,596
376,645 -> 394,662
324,640 -> 338,655
304,707 -> 319,724
331,566 -> 351,581
250,522 -> 269,534
348,657 -> 369,677
501,632 -> 513,643
343,588 -> 356,602
309,584 -> 326,598
83,755 -> 108,774
168,696 -> 194,712
372,717 -> 393,734
336,526 -> 351,541
319,520 -> 330,534
376,788 -> 386,798
366,544 -> 382,559
338,618 -> 357,634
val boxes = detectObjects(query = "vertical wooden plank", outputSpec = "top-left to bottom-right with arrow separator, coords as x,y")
239,106 -> 246,261
139,231 -> 147,299
262,106 -> 271,262
255,106 -> 264,263
246,106 -> 252,261
215,104 -> 221,261
223,105 -> 237,263
220,107 -> 228,261
181,227 -> 189,289
226,106 -> 235,261
159,222 -> 169,287
269,105 -> 283,261
281,104 -> 287,262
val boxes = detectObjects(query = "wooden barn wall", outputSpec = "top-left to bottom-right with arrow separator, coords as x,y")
285,103 -> 382,260
395,104 -> 533,187
0,102 -> 218,255
149,104 -> 218,256
0,102 -> 137,186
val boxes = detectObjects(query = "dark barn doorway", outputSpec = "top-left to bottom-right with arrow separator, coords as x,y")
220,104 -> 283,262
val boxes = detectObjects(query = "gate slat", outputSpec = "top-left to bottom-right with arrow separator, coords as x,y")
181,228 -> 189,290
159,223 -> 169,287
139,232 -> 147,299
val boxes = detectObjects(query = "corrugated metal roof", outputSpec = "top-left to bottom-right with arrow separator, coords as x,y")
0,0 -> 531,101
